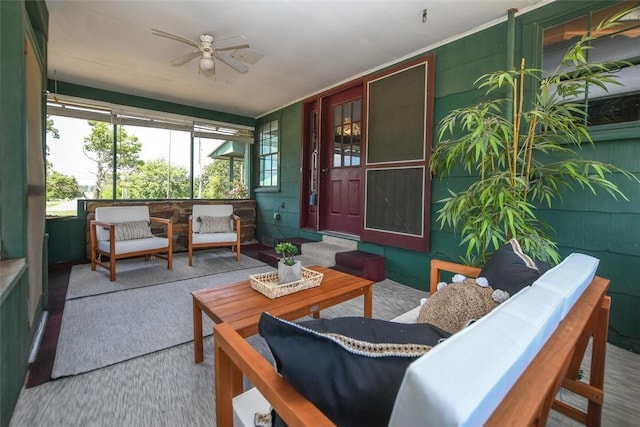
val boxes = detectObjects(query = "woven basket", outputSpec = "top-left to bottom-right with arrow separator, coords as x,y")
250,267 -> 324,299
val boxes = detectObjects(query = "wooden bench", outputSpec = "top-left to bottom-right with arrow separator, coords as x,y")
214,257 -> 610,426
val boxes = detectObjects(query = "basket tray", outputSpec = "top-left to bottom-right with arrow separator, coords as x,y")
250,267 -> 324,299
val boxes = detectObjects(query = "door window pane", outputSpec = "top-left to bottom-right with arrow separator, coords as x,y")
332,99 -> 362,168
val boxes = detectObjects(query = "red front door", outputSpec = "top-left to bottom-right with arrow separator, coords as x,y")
320,86 -> 363,235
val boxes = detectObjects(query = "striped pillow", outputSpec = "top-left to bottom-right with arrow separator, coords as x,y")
199,215 -> 232,233
114,220 -> 153,241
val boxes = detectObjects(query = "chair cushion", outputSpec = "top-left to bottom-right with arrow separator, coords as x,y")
258,313 -> 451,427
233,387 -> 271,427
191,205 -> 234,233
388,285 -> 564,427
199,215 -> 233,233
532,253 -> 599,319
95,206 -> 151,241
113,220 -> 153,241
98,237 -> 168,255
191,232 -> 237,244
479,238 -> 541,297
391,304 -> 424,323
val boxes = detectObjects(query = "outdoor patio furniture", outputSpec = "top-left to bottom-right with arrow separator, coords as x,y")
188,204 -> 241,266
89,205 -> 173,281
216,254 -> 610,427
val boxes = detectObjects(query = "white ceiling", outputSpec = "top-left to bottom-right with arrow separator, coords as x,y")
46,0 -> 549,119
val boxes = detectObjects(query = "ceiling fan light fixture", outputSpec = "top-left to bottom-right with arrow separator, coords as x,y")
199,57 -> 215,71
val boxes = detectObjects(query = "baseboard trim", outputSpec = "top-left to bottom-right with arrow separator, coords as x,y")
29,311 -> 48,363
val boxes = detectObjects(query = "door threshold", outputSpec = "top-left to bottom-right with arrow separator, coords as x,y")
319,230 -> 360,242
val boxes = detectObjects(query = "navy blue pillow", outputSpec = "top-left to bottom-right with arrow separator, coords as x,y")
258,313 -> 451,427
479,238 -> 542,296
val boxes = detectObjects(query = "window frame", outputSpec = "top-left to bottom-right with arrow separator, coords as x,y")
45,97 -> 254,210
255,118 -> 280,191
540,1 -> 640,127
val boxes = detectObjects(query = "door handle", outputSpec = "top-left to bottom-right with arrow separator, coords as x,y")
321,168 -> 328,173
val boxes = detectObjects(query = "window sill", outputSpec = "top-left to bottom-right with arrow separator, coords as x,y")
0,258 -> 27,304
254,187 -> 280,193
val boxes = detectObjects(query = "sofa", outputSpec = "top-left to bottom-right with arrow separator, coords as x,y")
214,253 -> 610,427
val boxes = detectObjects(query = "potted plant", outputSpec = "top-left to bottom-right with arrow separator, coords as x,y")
275,242 -> 302,284
429,8 -> 638,266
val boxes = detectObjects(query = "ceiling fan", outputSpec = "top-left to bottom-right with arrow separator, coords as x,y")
151,28 -> 259,74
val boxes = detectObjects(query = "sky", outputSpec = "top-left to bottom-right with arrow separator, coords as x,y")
47,116 -> 225,187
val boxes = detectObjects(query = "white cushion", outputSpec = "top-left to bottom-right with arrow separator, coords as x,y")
191,232 -> 237,244
391,298 -> 427,323
532,253 -> 599,319
233,387 -> 271,427
95,206 -> 151,241
98,237 -> 168,255
388,285 -> 565,427
192,205 -> 234,233
495,286 -> 564,356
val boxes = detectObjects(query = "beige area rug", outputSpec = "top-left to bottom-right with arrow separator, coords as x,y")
66,248 -> 266,299
52,264 -> 274,379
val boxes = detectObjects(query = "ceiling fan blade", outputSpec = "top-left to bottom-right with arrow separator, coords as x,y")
215,35 -> 249,50
151,28 -> 199,48
216,43 -> 250,52
231,49 -> 264,65
170,50 -> 201,66
215,52 -> 249,74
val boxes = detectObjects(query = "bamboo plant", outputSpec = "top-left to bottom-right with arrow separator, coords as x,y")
430,8 -> 638,266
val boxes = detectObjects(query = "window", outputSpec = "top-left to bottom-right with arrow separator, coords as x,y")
333,100 -> 361,167
116,125 -> 191,199
46,115 -> 110,214
45,99 -> 253,215
257,120 -> 279,188
543,2 -> 640,126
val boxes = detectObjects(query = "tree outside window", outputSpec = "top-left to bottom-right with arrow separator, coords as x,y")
46,113 -> 250,216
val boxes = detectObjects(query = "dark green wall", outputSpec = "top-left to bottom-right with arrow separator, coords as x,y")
257,1 -> 640,351
254,104 -> 322,245
537,129 -> 640,351
0,269 -> 30,427
0,1 -> 49,425
47,216 -> 87,264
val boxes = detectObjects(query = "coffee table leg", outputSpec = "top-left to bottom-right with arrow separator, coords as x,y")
364,286 -> 373,318
193,297 -> 204,363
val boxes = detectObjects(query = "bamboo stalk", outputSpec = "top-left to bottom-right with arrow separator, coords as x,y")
522,115 -> 537,202
507,83 -> 516,180
514,59 -> 526,183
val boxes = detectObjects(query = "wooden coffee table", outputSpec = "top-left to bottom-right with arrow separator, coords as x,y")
191,265 -> 374,363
